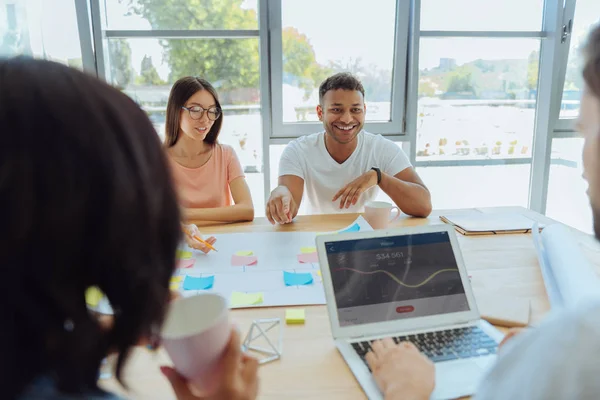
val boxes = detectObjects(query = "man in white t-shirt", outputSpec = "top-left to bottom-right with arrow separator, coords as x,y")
266,72 -> 432,224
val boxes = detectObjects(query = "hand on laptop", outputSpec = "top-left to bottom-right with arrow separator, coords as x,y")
366,339 -> 435,400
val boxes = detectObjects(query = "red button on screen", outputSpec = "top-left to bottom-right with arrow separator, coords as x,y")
396,305 -> 415,313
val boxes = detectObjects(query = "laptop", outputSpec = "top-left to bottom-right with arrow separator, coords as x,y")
315,224 -> 503,400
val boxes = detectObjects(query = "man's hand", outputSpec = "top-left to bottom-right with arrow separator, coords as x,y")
366,339 -> 435,400
266,186 -> 295,225
499,327 -> 526,350
332,170 -> 378,209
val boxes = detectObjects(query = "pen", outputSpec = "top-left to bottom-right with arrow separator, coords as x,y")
182,227 -> 218,252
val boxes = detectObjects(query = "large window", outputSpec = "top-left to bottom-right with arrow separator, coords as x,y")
0,0 -> 82,66
414,1 -> 545,209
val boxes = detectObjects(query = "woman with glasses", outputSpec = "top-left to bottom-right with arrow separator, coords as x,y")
165,77 -> 254,243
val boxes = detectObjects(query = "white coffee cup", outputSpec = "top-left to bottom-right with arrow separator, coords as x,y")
161,293 -> 230,393
364,201 -> 400,229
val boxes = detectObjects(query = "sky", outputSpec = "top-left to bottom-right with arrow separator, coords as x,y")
6,0 -> 600,79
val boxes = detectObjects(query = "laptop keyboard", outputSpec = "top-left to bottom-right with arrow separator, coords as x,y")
351,326 -> 497,370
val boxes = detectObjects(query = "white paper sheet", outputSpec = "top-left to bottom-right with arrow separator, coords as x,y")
175,216 -> 374,309
533,223 -> 600,308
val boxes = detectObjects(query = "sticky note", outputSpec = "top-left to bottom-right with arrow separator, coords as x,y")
285,309 -> 305,325
170,282 -> 180,291
297,252 -> 319,264
317,270 -> 322,277
171,276 -> 183,283
301,247 -> 316,254
283,271 -> 314,286
85,286 -> 103,307
230,291 -> 264,307
182,275 -> 214,290
340,223 -> 360,233
231,254 -> 258,266
177,258 -> 195,269
176,250 -> 193,259
316,231 -> 338,236
235,250 -> 254,256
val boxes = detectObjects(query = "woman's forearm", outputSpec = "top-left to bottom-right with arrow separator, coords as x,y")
184,204 -> 254,223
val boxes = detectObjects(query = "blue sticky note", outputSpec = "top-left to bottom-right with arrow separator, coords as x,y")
183,275 -> 214,290
283,271 -> 314,286
340,223 -> 360,233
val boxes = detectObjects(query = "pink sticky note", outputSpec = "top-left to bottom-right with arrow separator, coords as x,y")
297,252 -> 319,263
231,254 -> 258,266
177,258 -> 195,269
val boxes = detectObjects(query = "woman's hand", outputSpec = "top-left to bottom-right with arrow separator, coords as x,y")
161,329 -> 259,400
182,223 -> 217,254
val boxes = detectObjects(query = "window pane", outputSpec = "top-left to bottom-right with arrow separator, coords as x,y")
420,0 -> 543,31
417,165 -> 530,209
281,0 -> 396,123
102,0 -> 258,30
559,1 -> 600,119
0,0 -> 82,67
417,38 -> 539,162
106,38 -> 264,213
545,138 -> 592,234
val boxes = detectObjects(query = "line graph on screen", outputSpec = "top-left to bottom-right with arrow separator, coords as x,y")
332,267 -> 459,288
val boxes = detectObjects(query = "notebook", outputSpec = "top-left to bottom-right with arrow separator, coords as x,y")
440,212 -> 542,235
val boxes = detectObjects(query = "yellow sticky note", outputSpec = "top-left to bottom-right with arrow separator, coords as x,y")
85,286 -> 103,307
176,250 -> 193,259
171,276 -> 183,283
301,247 -> 317,254
317,270 -> 322,277
285,309 -> 305,325
170,282 -> 180,291
235,250 -> 254,256
230,292 -> 264,307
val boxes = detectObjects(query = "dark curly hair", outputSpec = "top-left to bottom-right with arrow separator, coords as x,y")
0,57 -> 181,397
318,72 -> 365,105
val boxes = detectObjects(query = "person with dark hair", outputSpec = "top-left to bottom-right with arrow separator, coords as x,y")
266,72 -> 431,224
165,77 -> 254,235
0,57 -> 258,400
363,24 -> 600,400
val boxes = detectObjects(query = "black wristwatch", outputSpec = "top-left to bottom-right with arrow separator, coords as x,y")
371,167 -> 382,185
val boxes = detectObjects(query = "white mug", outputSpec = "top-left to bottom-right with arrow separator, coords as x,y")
364,201 -> 400,229
161,293 -> 230,393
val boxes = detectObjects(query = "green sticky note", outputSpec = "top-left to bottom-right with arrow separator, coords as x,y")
235,250 -> 254,256
176,250 -> 193,259
230,291 -> 264,307
285,308 -> 305,325
300,247 -> 316,254
85,286 -> 103,307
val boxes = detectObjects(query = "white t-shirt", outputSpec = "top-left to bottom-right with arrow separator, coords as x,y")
474,300 -> 600,399
278,131 -> 412,214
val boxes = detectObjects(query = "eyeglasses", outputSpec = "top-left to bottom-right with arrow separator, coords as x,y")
181,105 -> 222,121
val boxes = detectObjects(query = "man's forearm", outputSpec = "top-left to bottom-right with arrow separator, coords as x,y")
379,173 -> 432,218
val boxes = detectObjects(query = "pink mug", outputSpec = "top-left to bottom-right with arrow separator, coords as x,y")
161,293 -> 230,393
364,201 -> 401,229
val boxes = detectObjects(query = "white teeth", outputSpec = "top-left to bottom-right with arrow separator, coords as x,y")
335,125 -> 355,131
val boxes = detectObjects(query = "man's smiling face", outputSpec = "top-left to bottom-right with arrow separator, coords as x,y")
317,89 -> 366,144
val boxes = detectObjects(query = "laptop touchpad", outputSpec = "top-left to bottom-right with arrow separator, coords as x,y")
433,360 -> 483,399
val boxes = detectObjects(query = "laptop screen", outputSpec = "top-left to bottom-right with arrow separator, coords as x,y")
324,231 -> 470,327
